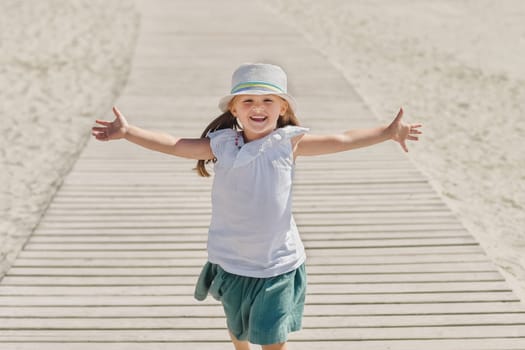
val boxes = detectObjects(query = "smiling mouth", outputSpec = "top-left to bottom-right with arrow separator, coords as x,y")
250,116 -> 268,122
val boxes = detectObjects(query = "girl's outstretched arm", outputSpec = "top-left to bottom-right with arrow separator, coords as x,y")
294,108 -> 422,157
92,106 -> 214,160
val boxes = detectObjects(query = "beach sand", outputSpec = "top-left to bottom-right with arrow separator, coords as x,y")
0,0 -> 139,277
263,0 -> 525,300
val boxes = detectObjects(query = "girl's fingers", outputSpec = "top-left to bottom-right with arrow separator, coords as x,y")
400,140 -> 408,152
390,109 -> 421,151
92,131 -> 106,141
95,119 -> 111,126
394,107 -> 404,122
91,129 -> 105,136
93,107 -> 126,142
113,106 -> 123,120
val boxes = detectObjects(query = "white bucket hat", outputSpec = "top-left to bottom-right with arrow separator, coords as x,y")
218,63 -> 298,114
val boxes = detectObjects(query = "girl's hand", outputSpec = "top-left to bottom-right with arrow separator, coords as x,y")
91,106 -> 129,141
387,108 -> 422,152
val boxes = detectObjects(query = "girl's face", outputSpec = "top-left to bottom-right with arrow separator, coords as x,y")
230,94 -> 288,142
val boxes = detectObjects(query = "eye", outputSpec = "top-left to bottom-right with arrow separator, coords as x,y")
263,98 -> 274,103
242,98 -> 253,103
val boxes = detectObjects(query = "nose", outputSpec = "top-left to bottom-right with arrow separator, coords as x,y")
252,103 -> 264,112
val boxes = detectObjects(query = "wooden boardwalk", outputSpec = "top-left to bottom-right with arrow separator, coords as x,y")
1,0 -> 525,349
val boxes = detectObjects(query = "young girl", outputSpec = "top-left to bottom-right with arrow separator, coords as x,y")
92,63 -> 422,350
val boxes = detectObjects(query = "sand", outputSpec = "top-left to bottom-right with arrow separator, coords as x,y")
262,0 -> 525,300
0,0 -> 139,277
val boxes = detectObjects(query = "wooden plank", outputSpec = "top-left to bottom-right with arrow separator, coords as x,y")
20,238 -> 478,252
0,282 -> 516,301
288,339 -> 525,350
33,222 -> 463,232
45,199 -> 448,210
60,169 -> 428,179
304,292 -> 519,303
0,318 -> 227,330
26,231 -> 474,243
11,256 -> 493,267
0,286 -> 197,296
0,279 -> 513,295
0,344 -> 232,350
307,272 -> 504,284
304,302 -> 525,315
0,305 -> 225,318
1,302 -> 525,319
39,208 -> 457,221
16,250 -> 208,259
14,245 -> 484,259
4,283 -> 516,298
0,291 -> 518,307
0,273 -> 506,288
305,245 -> 485,256
1,339 -> 525,350
9,259 -> 503,279
42,206 -> 450,216
1,325 -> 525,342
22,243 -> 208,251
306,281 -> 512,294
37,213 -> 459,225
2,313 -> 525,329
31,224 -> 467,235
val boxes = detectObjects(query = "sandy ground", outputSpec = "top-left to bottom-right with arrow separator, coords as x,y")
262,0 -> 525,300
0,0 -> 139,277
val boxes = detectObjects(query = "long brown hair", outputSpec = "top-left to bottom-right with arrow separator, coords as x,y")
195,97 -> 300,177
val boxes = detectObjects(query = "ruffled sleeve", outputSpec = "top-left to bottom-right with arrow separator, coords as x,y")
207,128 -> 238,161
276,125 -> 310,139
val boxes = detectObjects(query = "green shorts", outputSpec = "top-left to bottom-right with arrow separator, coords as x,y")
194,262 -> 306,345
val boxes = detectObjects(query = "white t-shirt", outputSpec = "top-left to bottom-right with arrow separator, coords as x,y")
206,125 -> 309,278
